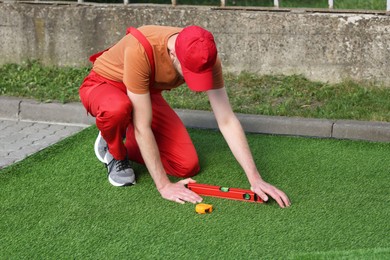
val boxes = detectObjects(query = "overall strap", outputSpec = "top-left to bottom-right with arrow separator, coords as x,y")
89,27 -> 155,88
126,27 -> 155,88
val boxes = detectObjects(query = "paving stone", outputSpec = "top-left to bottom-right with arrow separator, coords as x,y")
0,119 -> 87,169
0,119 -> 18,129
0,150 -> 10,157
0,157 -> 19,169
0,121 -> 34,137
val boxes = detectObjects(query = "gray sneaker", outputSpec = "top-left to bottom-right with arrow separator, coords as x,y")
94,131 -> 108,164
94,131 -> 136,186
106,158 -> 136,187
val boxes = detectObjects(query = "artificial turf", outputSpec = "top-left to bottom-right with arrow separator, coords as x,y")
1,126 -> 389,259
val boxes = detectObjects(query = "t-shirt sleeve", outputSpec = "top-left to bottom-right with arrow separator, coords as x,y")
212,57 -> 225,90
123,43 -> 151,94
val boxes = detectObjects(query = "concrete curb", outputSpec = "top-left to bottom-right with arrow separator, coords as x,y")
1,96 -> 389,143
0,96 -> 94,126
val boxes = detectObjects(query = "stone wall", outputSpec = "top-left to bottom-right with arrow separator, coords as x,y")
1,2 -> 390,84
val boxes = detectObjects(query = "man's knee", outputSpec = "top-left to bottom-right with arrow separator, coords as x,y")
168,158 -> 200,178
97,98 -> 132,128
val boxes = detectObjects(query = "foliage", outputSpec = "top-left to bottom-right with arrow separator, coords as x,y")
1,61 -> 390,121
84,0 -> 386,10
0,60 -> 90,103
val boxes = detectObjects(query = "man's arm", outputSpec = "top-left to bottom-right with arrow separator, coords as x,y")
127,90 -> 202,204
207,87 -> 291,208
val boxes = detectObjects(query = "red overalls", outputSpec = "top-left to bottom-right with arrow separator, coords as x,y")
79,28 -> 200,178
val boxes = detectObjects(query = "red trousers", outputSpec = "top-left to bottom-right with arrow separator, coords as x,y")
79,70 -> 200,178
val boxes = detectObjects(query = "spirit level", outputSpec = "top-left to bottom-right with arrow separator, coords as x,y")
187,183 -> 263,203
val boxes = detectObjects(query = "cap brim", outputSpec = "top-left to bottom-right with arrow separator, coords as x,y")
182,66 -> 214,92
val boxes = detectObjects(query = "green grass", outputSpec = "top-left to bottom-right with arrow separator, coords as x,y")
85,0 -> 387,10
164,73 -> 390,122
1,61 -> 390,122
1,126 -> 389,258
279,0 -> 386,10
0,61 -> 90,104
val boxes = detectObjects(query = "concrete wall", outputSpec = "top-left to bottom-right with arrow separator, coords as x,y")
1,2 -> 390,84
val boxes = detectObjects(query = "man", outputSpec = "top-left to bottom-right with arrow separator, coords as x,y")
79,25 -> 291,208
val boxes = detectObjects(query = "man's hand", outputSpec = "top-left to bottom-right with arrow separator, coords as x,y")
251,180 -> 291,208
158,178 -> 203,204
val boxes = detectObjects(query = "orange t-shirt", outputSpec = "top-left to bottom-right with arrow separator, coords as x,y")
92,25 -> 224,94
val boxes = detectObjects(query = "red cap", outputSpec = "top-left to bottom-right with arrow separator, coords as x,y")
175,26 -> 217,92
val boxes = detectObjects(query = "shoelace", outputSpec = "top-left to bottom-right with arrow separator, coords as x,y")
115,159 -> 131,172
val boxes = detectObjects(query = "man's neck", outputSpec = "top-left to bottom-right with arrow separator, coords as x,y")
167,34 -> 178,53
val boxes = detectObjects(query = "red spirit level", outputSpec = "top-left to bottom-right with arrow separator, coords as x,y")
187,183 -> 263,203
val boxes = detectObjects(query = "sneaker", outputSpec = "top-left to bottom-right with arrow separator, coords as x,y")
94,131 -> 108,164
106,158 -> 136,186
94,131 -> 136,186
